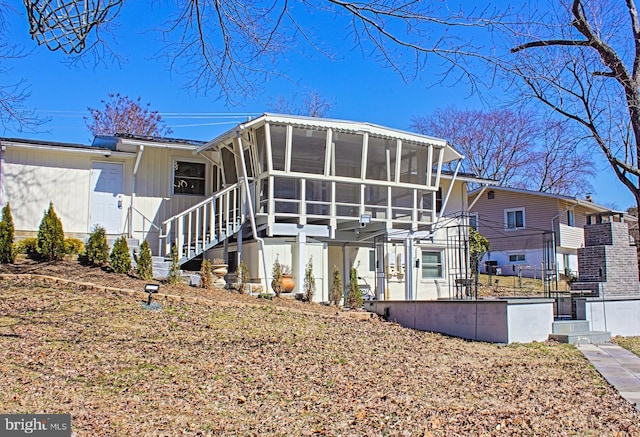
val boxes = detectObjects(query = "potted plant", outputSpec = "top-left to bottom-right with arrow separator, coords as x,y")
281,264 -> 295,293
211,257 -> 228,286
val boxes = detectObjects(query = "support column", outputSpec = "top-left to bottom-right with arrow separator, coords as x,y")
405,233 -> 414,300
296,232 -> 306,294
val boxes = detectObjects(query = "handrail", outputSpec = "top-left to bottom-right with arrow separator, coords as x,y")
130,206 -> 161,231
161,182 -> 245,262
161,181 -> 243,227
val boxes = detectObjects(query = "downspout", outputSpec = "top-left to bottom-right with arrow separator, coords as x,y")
236,130 -> 268,292
130,145 -> 144,239
550,212 -> 559,291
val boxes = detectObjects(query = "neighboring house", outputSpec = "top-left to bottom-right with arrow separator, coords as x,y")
468,185 -> 637,280
1,114 -> 480,301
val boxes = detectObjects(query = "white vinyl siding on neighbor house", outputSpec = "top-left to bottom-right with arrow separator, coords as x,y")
505,207 -> 525,230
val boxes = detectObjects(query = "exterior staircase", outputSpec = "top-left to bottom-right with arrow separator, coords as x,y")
160,182 -> 245,265
548,320 -> 611,344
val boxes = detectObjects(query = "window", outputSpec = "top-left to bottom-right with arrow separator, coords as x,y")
469,213 -> 478,230
509,254 -> 525,262
173,160 -> 206,195
505,208 -> 525,230
421,250 -> 443,279
567,209 -> 575,227
369,250 -> 376,272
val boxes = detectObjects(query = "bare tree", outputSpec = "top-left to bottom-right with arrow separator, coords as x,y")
503,0 -> 640,210
411,106 -> 594,196
0,3 -> 40,132
270,91 -> 334,117
86,93 -> 172,137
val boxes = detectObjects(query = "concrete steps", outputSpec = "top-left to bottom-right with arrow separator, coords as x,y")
151,256 -> 201,286
548,320 -> 611,345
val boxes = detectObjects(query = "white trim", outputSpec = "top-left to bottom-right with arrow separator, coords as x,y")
504,207 -> 526,230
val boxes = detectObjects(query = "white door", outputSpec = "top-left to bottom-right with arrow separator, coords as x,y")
90,162 -> 124,234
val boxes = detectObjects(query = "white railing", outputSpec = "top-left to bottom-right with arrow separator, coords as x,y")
161,182 -> 244,263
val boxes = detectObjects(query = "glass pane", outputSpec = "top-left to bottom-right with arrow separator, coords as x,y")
391,187 -> 413,208
255,126 -> 267,174
516,211 -> 524,227
291,127 -> 326,174
243,148 -> 254,178
174,177 -> 205,195
175,161 -> 205,178
335,182 -> 360,204
422,265 -> 442,278
273,177 -> 298,199
366,136 -> 394,181
400,142 -> 427,184
332,131 -> 363,178
365,185 -> 387,206
422,252 -> 440,264
221,146 -> 238,184
270,124 -> 287,171
306,180 -> 330,202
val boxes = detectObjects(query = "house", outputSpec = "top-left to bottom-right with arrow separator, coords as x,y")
1,114 -> 480,301
468,185 -> 637,281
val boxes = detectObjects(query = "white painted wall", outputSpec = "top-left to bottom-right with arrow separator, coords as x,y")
585,298 -> 640,336
365,298 -> 555,343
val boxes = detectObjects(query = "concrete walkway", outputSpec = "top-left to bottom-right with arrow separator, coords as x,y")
577,343 -> 640,411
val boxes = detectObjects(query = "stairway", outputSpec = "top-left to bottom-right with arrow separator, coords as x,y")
151,256 -> 201,286
161,182 -> 245,264
548,320 -> 611,344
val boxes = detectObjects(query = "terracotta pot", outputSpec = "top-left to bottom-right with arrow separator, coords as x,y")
281,274 -> 295,293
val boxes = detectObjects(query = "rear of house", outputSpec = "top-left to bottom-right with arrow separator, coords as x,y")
1,114 -> 479,302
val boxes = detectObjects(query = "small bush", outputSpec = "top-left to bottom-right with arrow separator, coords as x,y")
136,240 -> 153,280
64,238 -> 84,255
85,226 -> 110,266
200,259 -> 213,289
167,244 -> 181,285
330,265 -> 342,306
15,238 -> 38,256
346,267 -> 363,309
271,258 -> 283,297
37,202 -> 65,261
0,203 -> 16,264
303,256 -> 316,302
236,260 -> 249,285
110,236 -> 131,274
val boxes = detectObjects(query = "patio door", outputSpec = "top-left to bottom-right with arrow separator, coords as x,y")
90,162 -> 124,234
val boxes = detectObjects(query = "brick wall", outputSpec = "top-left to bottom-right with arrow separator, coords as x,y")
571,221 -> 640,297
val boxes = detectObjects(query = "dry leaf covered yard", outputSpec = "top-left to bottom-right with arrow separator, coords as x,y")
1,273 -> 639,435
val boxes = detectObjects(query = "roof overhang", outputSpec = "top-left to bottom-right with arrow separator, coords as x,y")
197,113 -> 464,163
0,139 -> 134,158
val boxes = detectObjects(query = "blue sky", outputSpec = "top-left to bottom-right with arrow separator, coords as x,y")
2,2 -> 635,210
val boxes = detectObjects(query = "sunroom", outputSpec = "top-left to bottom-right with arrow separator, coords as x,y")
163,114 -> 469,300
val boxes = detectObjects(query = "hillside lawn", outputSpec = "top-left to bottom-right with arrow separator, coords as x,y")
0,264 -> 639,435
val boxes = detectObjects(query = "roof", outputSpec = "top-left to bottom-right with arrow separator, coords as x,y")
469,185 -> 632,216
1,136 -> 107,151
198,113 -> 465,162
